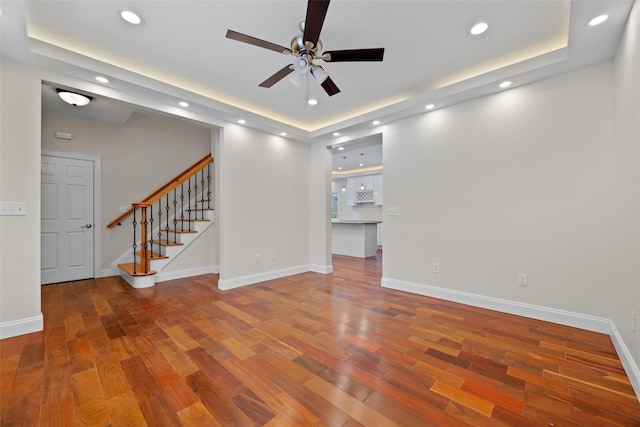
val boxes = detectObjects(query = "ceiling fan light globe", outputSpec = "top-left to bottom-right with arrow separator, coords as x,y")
293,57 -> 308,74
311,66 -> 328,84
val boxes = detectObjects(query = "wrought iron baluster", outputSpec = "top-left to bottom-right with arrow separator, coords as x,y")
188,177 -> 193,231
200,168 -> 206,220
149,202 -> 154,259
207,164 -> 211,210
142,206 -> 149,273
165,193 -> 170,250
157,199 -> 163,257
132,207 -> 137,275
179,184 -> 184,240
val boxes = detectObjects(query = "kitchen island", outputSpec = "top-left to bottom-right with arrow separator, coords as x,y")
331,221 -> 380,258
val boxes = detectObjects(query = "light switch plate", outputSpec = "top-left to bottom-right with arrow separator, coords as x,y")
0,202 -> 27,216
387,207 -> 399,216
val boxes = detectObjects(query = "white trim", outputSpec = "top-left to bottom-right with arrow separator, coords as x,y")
381,277 -> 640,402
100,268 -> 117,278
156,265 -> 219,282
310,264 -> 333,274
41,150 -> 102,281
118,268 -> 156,288
218,265 -> 309,290
0,314 -> 44,339
381,277 -> 611,333
609,321 -> 640,400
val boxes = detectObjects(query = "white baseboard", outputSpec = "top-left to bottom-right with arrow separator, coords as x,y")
381,277 -> 611,333
100,268 -> 117,278
609,321 -> 640,400
310,264 -> 333,274
156,265 -> 219,283
0,314 -> 43,339
381,277 -> 640,401
218,265 -> 309,290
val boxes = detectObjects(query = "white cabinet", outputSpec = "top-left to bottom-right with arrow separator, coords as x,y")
346,179 -> 356,206
359,175 -> 374,191
373,175 -> 383,205
347,174 -> 382,205
377,223 -> 383,247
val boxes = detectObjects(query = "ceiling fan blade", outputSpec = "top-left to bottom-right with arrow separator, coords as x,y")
226,29 -> 292,55
323,48 -> 385,62
259,65 -> 295,88
303,0 -> 330,49
320,76 -> 340,96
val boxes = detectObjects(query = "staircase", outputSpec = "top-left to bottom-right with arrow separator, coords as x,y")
108,154 -> 214,288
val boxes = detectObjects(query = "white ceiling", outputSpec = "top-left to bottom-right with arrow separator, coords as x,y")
0,0 -> 634,143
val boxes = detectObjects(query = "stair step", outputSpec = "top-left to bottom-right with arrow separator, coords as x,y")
151,239 -> 184,246
135,250 -> 169,260
174,218 -> 211,222
166,229 -> 198,234
186,208 -> 215,212
118,263 -> 157,277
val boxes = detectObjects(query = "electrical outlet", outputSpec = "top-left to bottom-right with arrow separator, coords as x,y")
254,254 -> 261,263
518,273 -> 528,286
271,251 -> 276,261
432,263 -> 439,274
633,310 -> 636,333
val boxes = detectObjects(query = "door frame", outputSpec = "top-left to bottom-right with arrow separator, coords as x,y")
42,150 -> 102,281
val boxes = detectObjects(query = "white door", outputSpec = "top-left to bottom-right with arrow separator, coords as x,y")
41,155 -> 94,284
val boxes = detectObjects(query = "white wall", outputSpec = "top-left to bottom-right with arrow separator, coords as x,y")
381,57 -> 640,382
309,142 -> 332,273
218,125 -> 312,288
41,111 -> 213,271
383,64 -> 615,312
0,60 -> 43,337
612,0 -> 640,376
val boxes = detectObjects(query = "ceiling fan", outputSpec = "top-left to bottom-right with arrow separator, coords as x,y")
225,0 -> 384,98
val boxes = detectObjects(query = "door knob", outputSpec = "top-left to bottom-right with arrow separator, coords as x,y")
82,224 -> 93,228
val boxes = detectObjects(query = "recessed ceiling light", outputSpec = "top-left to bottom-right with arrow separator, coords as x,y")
338,166 -> 343,170
359,163 -> 364,167
94,76 -> 109,84
499,81 -> 512,88
588,14 -> 608,26
338,146 -> 344,151
238,119 -> 246,124
119,9 -> 143,25
333,132 -> 340,137
425,104 -> 435,110
470,22 -> 489,35
178,101 -> 189,108
307,98 -> 318,106
372,120 -> 380,125
280,132 -> 287,136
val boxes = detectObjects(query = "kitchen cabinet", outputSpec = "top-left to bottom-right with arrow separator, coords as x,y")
332,222 -> 379,258
373,175 -> 383,205
347,174 -> 383,206
346,179 -> 356,206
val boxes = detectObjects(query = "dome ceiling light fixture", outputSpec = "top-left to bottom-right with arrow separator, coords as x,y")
56,89 -> 93,107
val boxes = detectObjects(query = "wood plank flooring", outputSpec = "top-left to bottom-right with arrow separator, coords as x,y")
2,251 -> 639,426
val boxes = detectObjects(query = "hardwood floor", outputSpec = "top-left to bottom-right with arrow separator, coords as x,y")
2,251 -> 639,426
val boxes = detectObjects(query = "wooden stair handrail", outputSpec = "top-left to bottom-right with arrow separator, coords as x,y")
107,154 -> 213,228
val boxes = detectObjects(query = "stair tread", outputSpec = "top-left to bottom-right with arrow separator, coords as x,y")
118,263 -> 157,277
135,250 -> 169,260
167,229 -> 198,234
151,239 -> 184,246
